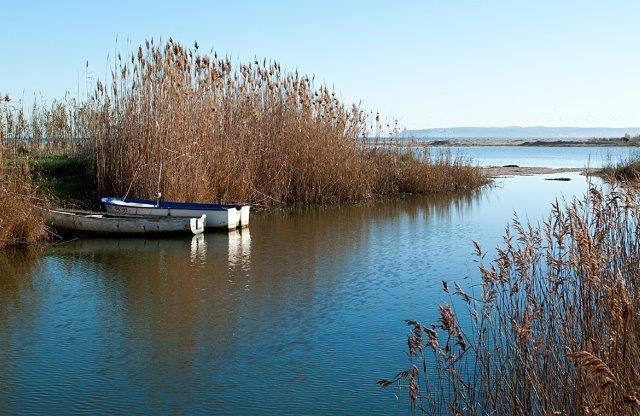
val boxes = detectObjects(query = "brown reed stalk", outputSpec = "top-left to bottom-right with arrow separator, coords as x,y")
1,40 -> 487,248
2,40 -> 486,206
0,98 -> 47,248
79,39 -> 487,206
0,163 -> 47,249
600,157 -> 640,184
380,186 -> 640,415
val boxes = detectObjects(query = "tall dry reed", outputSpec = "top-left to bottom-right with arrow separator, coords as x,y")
2,40 -> 486,206
600,156 -> 640,183
0,97 -> 47,249
380,186 -> 640,415
83,39 -> 486,206
0,164 -> 47,249
0,93 -> 90,156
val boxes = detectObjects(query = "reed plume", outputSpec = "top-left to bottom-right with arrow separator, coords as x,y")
82,39 -> 486,206
0,100 -> 47,248
381,185 -> 640,415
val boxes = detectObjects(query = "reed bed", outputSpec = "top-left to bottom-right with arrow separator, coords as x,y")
0,94 -> 90,157
2,40 -> 486,206
0,162 -> 47,249
380,186 -> 640,415
1,39 -> 486,248
599,156 -> 640,183
83,39 -> 486,206
0,98 -> 47,248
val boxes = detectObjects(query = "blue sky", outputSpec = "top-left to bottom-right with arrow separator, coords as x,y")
3,0 -> 639,128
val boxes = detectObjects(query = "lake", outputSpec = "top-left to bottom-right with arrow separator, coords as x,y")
0,149 -> 607,414
430,145 -> 638,168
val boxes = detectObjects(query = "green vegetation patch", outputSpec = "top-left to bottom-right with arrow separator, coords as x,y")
27,155 -> 96,207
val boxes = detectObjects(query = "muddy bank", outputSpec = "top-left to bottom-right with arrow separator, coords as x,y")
482,166 -> 591,177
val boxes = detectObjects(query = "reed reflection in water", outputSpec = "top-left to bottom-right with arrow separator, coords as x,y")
0,177 -> 591,415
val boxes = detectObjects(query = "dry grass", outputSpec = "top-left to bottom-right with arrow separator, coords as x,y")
1,39 -> 487,248
2,40 -> 487,207
600,158 -> 640,183
0,99 -> 47,248
0,94 -> 90,157
0,162 -> 47,249
81,39 -> 486,206
380,186 -> 640,415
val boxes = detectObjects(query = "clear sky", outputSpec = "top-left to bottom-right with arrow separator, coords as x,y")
2,0 -> 639,128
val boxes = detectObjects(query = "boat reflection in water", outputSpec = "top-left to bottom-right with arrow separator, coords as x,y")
228,229 -> 251,269
0,187 -> 497,415
190,234 -> 207,265
47,230 -> 251,271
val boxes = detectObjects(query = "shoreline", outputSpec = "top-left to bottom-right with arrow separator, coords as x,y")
482,166 -> 591,177
365,137 -> 640,148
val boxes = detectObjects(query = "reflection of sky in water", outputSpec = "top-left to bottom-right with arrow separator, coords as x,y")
428,145 -> 639,168
0,172 -> 600,415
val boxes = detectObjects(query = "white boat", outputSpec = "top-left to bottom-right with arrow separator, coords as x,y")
47,209 -> 205,235
101,197 -> 250,229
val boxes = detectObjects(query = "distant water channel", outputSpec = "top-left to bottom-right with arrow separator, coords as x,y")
0,150 -> 607,414
431,145 -> 637,168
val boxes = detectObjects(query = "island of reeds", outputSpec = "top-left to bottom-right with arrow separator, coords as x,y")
0,38 -> 487,248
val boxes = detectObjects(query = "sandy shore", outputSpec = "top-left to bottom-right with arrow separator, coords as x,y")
482,166 -> 594,177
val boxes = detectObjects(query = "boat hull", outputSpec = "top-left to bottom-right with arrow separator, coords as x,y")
239,205 -> 250,227
103,205 -> 239,229
101,198 -> 249,229
47,210 -> 205,235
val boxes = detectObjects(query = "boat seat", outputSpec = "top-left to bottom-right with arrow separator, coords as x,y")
109,200 -> 157,208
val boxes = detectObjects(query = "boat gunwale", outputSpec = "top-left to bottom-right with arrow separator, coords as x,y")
46,209 -> 206,236
101,197 -> 248,211
49,208 -> 206,223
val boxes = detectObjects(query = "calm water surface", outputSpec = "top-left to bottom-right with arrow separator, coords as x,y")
0,170 -> 600,415
432,145 -> 638,167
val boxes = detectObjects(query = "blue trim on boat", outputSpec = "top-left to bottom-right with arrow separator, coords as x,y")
101,197 -> 244,211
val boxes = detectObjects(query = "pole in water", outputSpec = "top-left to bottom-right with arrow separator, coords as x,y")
155,161 -> 163,207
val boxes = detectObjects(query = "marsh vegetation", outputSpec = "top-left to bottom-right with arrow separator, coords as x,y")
380,186 -> 640,415
86,39 -> 487,206
0,161 -> 47,249
600,157 -> 640,183
0,39 -> 487,247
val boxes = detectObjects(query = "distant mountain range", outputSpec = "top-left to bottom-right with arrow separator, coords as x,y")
401,126 -> 640,140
